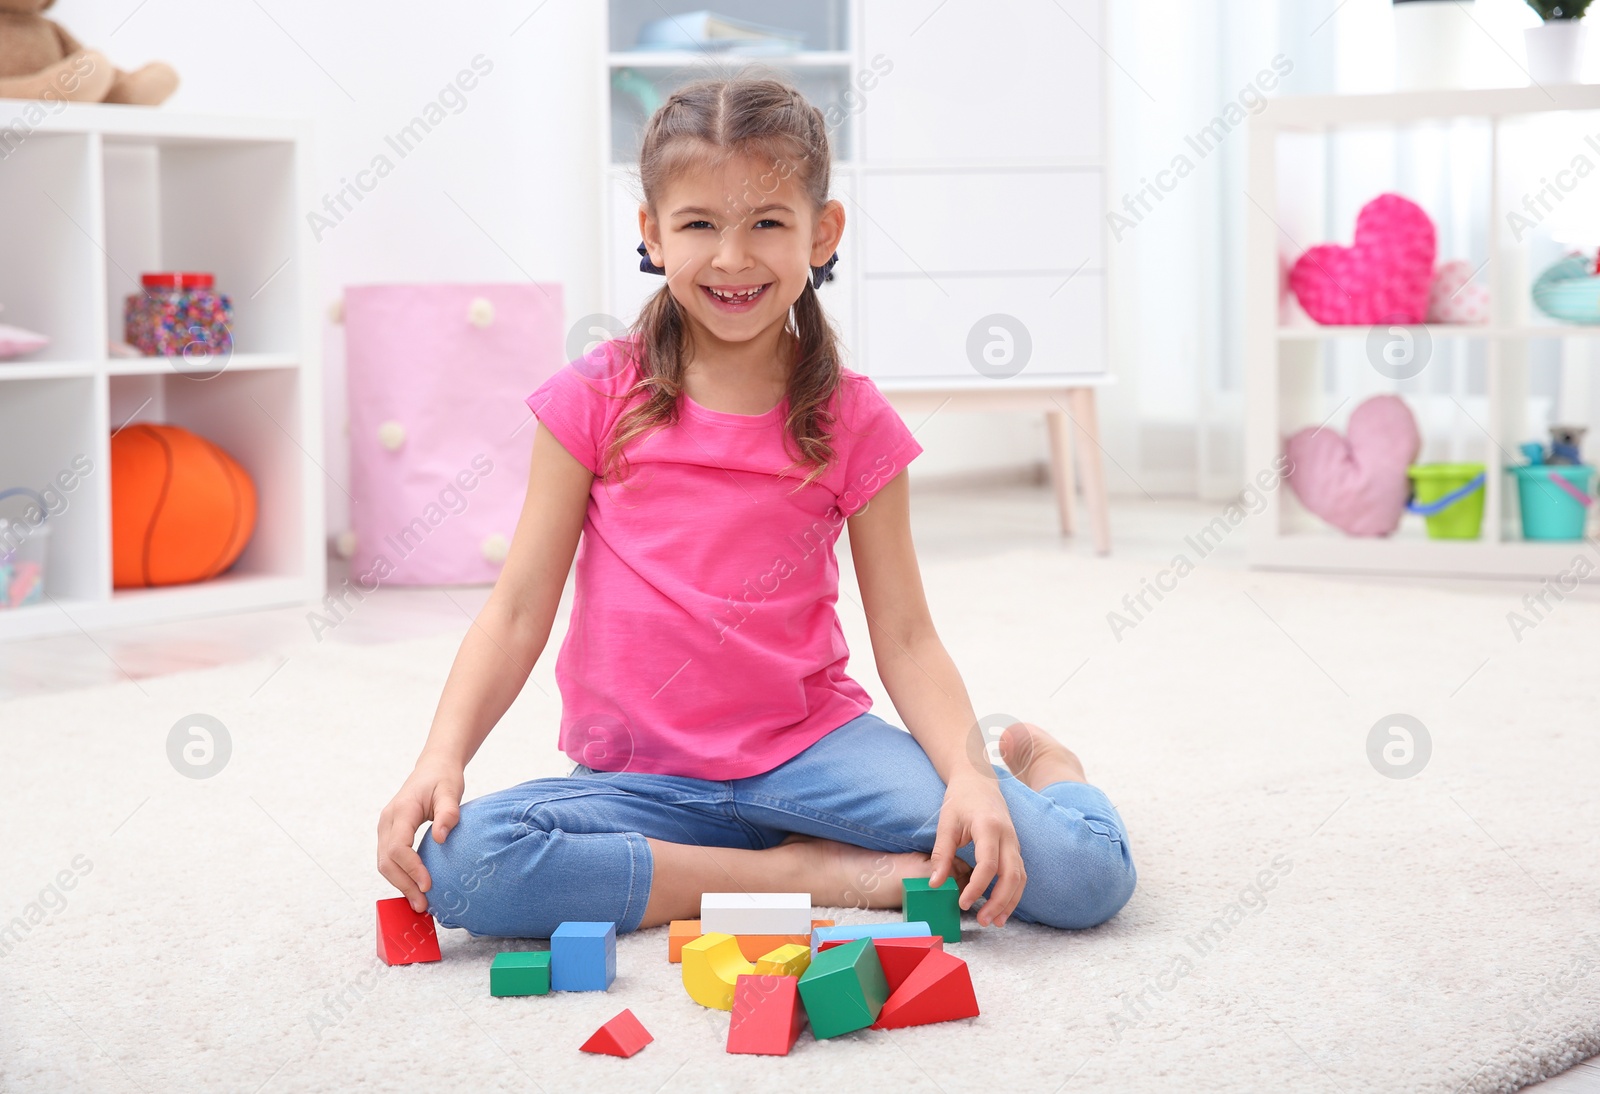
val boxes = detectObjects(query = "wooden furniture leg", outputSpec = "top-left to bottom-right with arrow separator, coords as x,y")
1065,387 -> 1111,555
1045,408 -> 1076,535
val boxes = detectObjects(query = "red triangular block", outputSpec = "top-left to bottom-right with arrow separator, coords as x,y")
376,897 -> 441,966
872,949 -> 979,1029
727,975 -> 806,1056
872,936 -> 943,995
580,1008 -> 653,1057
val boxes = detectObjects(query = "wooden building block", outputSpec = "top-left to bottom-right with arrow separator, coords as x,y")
726,975 -> 806,1055
872,936 -> 944,995
903,876 -> 962,942
681,932 -> 754,1010
580,1008 -> 653,1057
872,949 -> 980,1029
810,920 -> 931,955
701,892 -> 812,936
551,921 -> 616,992
489,950 -> 550,997
752,943 -> 811,978
375,897 -> 441,966
668,919 -> 703,963
796,937 -> 889,1039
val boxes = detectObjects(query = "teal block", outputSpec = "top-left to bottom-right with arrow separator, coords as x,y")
796,937 -> 889,1039
903,876 -> 961,942
490,951 -> 550,997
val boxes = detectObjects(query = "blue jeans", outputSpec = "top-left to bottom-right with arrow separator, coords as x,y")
417,712 -> 1136,938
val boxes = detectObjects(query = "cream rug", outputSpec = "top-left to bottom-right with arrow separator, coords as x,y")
2,547 -> 1597,1093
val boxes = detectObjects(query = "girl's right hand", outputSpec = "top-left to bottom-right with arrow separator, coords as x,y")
377,755 -> 465,914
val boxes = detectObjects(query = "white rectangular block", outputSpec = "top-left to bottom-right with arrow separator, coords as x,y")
699,892 -> 811,937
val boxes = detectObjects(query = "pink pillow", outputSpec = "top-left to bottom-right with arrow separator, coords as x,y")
0,324 -> 49,360
1284,395 -> 1421,536
1290,193 -> 1437,325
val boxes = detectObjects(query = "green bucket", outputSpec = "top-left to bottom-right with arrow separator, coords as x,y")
1406,464 -> 1486,539
1511,464 -> 1594,541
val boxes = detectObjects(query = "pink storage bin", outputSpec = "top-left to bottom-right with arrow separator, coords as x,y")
344,282 -> 564,585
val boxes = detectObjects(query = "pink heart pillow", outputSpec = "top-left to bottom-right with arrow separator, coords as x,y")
1284,395 -> 1420,536
1290,194 -> 1437,325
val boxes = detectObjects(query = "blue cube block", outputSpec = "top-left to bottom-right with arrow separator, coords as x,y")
550,921 -> 616,991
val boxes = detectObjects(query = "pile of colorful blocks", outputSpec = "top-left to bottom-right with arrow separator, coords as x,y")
373,877 -> 978,1059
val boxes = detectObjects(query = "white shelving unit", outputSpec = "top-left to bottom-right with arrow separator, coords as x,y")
1246,85 -> 1600,579
599,0 -> 1117,550
0,103 -> 322,640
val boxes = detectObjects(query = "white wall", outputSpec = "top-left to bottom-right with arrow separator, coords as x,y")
67,0 -> 1044,551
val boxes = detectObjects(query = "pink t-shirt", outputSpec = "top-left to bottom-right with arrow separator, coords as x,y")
524,336 -> 923,780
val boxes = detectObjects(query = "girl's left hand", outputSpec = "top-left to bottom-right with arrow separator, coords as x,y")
928,771 -> 1026,927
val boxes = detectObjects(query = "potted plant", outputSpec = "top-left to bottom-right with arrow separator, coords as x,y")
1393,0 -> 1477,90
1525,0 -> 1592,84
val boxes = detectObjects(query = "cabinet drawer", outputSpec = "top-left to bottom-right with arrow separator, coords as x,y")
861,273 -> 1104,380
860,0 -> 1103,164
857,170 -> 1103,275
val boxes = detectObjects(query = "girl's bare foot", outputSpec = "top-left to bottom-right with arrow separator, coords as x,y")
779,834 -> 972,910
999,722 -> 1087,792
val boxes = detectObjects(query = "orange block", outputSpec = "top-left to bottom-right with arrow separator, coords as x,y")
669,919 -> 834,964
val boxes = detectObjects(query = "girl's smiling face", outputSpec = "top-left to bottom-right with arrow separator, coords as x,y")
639,148 -> 845,347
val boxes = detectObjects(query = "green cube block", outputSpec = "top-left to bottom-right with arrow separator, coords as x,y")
490,950 -> 550,997
903,877 -> 961,942
796,937 -> 889,1039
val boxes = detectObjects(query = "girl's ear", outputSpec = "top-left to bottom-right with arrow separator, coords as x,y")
638,204 -> 663,270
810,199 -> 845,267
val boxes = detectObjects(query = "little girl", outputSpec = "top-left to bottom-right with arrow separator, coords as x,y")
377,74 -> 1136,939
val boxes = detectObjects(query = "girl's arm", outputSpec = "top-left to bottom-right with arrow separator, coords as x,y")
376,423 -> 592,911
846,469 -> 1028,927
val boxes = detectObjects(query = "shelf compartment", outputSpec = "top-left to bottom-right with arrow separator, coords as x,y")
102,137 -> 302,357
0,133 -> 104,362
107,368 -> 308,586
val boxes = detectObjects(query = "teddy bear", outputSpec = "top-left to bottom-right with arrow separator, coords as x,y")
0,0 -> 178,106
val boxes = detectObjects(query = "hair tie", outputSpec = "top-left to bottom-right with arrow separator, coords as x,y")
636,240 -> 840,289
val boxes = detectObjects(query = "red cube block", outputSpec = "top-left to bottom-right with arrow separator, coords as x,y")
376,897 -> 441,966
727,975 -> 806,1056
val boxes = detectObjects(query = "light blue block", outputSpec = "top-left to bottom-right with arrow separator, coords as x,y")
810,920 -> 931,955
550,921 -> 616,991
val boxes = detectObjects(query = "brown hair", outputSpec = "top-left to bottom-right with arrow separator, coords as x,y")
601,70 -> 844,492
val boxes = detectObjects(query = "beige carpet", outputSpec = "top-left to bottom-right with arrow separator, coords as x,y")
2,547 -> 1597,1093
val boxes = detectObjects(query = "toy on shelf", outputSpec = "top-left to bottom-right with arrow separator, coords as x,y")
551,922 -> 616,991
1289,193 -> 1437,326
110,423 -> 257,588
0,305 -> 49,360
1532,253 -> 1600,325
1283,395 -> 1422,537
871,949 -> 980,1030
0,487 -> 49,610
700,892 -> 811,936
1405,464 -> 1486,540
375,898 -> 441,966
489,951 -> 550,997
1426,259 -> 1490,325
902,877 -> 961,943
125,272 -> 233,359
0,0 -> 178,105
1512,427 -> 1594,541
726,975 -> 807,1056
681,932 -> 753,1010
580,1009 -> 652,1057
796,937 -> 890,1039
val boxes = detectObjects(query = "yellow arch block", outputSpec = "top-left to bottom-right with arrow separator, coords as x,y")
753,943 -> 811,978
681,932 -> 754,1010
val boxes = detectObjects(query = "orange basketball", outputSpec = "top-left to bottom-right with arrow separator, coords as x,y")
111,423 -> 257,588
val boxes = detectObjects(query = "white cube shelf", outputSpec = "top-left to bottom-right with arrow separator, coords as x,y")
0,103 -> 322,640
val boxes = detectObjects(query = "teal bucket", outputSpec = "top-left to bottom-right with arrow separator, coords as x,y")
1510,464 -> 1594,541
